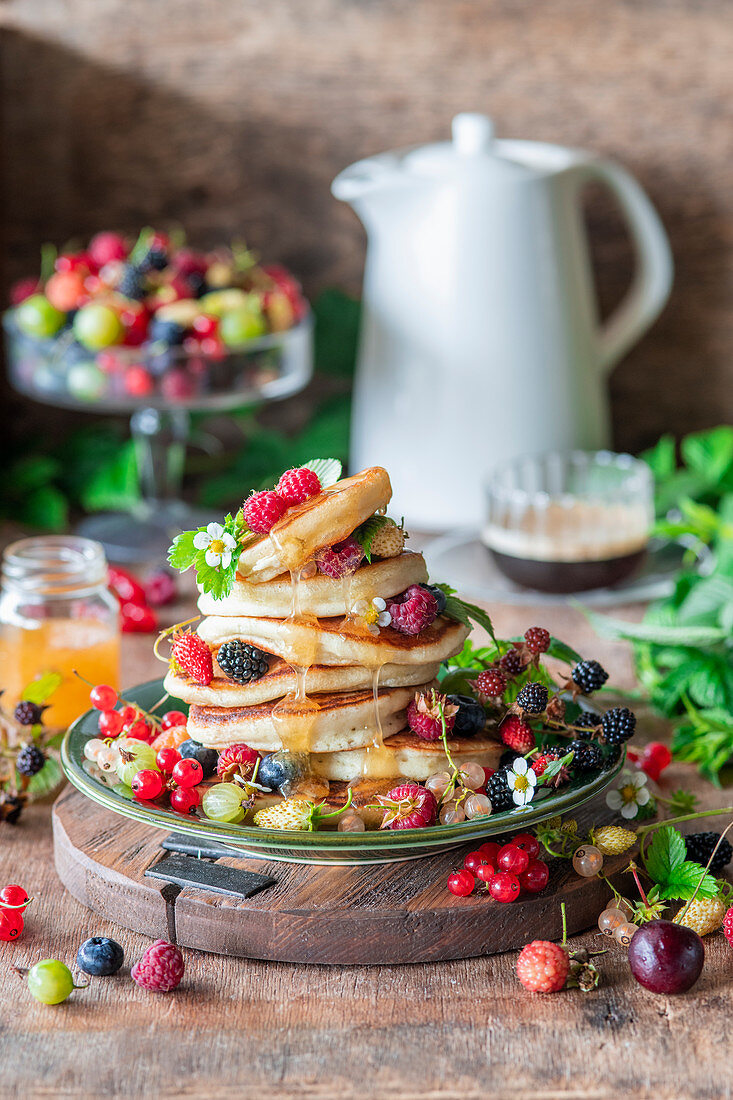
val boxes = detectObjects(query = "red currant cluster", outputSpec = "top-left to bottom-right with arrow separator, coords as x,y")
87,682 -> 185,746
0,883 -> 31,942
447,833 -> 549,902
133,750 -> 204,815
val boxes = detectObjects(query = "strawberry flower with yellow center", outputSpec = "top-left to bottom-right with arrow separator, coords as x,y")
193,522 -> 238,570
352,597 -> 392,636
506,757 -> 538,807
606,770 -> 651,820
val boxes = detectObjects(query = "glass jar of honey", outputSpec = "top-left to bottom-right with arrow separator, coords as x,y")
0,536 -> 120,728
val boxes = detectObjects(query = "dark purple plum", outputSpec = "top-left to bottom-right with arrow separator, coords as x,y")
627,919 -> 704,994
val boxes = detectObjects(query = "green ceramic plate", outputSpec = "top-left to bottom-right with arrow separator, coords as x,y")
61,679 -> 625,865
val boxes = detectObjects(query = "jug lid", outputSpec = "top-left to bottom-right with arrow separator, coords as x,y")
402,113 -> 533,180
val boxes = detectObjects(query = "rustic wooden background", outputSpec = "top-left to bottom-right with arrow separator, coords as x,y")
2,0 -> 733,451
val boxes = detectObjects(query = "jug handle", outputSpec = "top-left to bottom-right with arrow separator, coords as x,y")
569,158 -> 673,373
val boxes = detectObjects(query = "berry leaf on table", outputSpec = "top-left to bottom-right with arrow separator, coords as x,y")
643,824 -> 719,901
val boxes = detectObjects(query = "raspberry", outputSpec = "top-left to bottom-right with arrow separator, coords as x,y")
15,744 -> 46,777
131,939 -> 184,992
375,783 -> 438,830
276,467 -> 321,505
723,906 -> 733,947
684,832 -> 733,873
14,701 -> 47,727
571,660 -> 608,694
516,940 -> 569,993
386,584 -> 438,636
243,490 -> 287,534
406,690 -> 457,742
487,769 -> 513,812
89,231 -> 127,267
673,897 -> 727,937
515,682 -> 549,715
499,714 -> 536,754
171,631 -> 213,686
567,740 -> 603,773
500,649 -> 526,677
315,536 -> 365,579
524,626 -> 551,654
601,707 -> 636,745
369,520 -> 406,559
217,743 -> 260,782
593,825 -> 637,856
475,669 -> 507,698
216,640 -> 270,684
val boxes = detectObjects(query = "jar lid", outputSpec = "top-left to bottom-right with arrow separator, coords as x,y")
2,536 -> 108,596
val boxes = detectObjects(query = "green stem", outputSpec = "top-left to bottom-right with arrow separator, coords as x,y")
636,806 -> 733,839
560,901 -> 568,947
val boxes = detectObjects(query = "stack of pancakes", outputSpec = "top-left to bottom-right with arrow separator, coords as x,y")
165,467 -> 502,788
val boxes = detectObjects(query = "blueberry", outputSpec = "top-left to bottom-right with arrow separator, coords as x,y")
179,739 -> 218,778
77,936 -> 124,976
422,585 -> 447,615
149,318 -> 185,346
446,693 -> 486,736
257,750 -> 308,794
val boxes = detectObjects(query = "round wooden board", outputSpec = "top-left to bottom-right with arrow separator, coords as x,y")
52,785 -> 628,965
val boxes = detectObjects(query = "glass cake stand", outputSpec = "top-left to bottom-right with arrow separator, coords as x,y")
4,314 -> 313,562
61,678 -> 625,866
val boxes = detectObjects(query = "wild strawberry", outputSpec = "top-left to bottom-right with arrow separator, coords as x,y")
640,741 -> 672,782
475,669 -> 507,698
375,783 -> 438,830
406,690 -> 458,741
516,940 -> 569,993
592,825 -> 637,856
530,751 -> 570,787
131,939 -> 184,992
723,906 -> 733,946
673,896 -> 727,937
170,631 -> 213,686
217,743 -> 260,782
243,490 -> 287,534
499,714 -> 536,754
253,797 -> 349,831
276,467 -> 322,505
315,536 -> 365,579
369,519 -> 406,559
524,626 -> 551,654
386,585 -> 438,636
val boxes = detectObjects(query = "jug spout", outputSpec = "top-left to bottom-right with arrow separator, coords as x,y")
331,153 -> 406,206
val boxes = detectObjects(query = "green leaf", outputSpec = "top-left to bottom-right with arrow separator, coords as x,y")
15,485 -> 68,532
25,756 -> 64,798
582,606 -> 727,648
80,440 -> 141,513
302,458 -> 342,488
21,671 -> 63,705
642,434 -> 676,480
442,594 -> 496,644
547,637 -> 584,665
657,863 -> 719,901
168,529 -> 199,572
644,824 -> 686,883
353,515 -> 392,563
44,730 -> 66,750
680,426 -> 733,485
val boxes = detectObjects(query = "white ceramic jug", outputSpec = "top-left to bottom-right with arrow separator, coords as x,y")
332,114 -> 673,529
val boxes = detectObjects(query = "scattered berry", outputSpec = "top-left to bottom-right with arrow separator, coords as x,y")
178,739 -> 218,778
723,906 -> 733,947
475,669 -> 506,698
406,690 -> 457,741
144,568 -> 177,607
171,630 -> 213,686
369,520 -> 407,559
516,940 -> 569,992
375,783 -> 438,830
171,758 -> 203,788
386,584 -> 439,636
255,750 -> 305,794
528,750 -> 559,778
13,701 -> 47,726
98,709 -> 124,737
477,842 -> 501,863
315,536 -> 365,580
156,747 -> 181,773
639,741 -> 672,781
488,871 -> 521,903
76,936 -> 124,976
161,711 -> 187,731
567,740 -> 603,774
89,231 -> 127,267
598,908 -> 626,936
15,744 -> 46,777
125,717 -> 154,743
26,959 -> 81,1004
464,850 -> 491,874
253,795 -> 351,831
131,939 -> 184,992
90,684 -> 118,711
0,884 -> 30,908
475,863 -> 495,884
627,920 -> 704,994
512,833 -> 541,859
446,694 -> 486,736
120,601 -> 158,634
574,710 -> 601,734
243,490 -> 287,533
524,626 -> 551,654
515,682 -> 549,715
447,870 -> 475,897
0,911 -> 24,941
571,660 -> 608,694
132,769 -> 165,801
673,896 -> 727,937
497,844 -> 530,875
275,467 -> 322,505
683,832 -> 732,874
519,859 -> 550,893
499,714 -> 536,754
593,825 -> 637,856
216,640 -> 270,684
572,845 -> 604,877
601,707 -> 637,745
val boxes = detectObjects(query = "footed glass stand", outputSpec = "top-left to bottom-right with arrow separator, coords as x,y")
5,314 -> 313,562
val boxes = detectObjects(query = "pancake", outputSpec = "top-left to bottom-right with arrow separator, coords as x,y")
310,731 -> 503,782
196,612 -> 470,668
197,552 -> 428,618
237,467 -> 391,583
164,658 -> 442,707
186,684 -> 432,752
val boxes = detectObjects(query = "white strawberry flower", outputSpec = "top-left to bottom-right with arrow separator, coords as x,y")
352,596 -> 392,636
606,770 -> 651,819
193,522 -> 237,570
506,757 -> 538,807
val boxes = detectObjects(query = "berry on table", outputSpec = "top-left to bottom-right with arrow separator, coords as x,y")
171,758 -> 203,788
0,911 -> 24,941
673,897 -> 727,937
519,859 -> 549,893
683,832 -> 732,874
242,490 -> 287,534
76,936 -> 124,976
406,690 -> 457,741
26,959 -> 84,1004
16,744 -> 46,777
386,584 -> 439,636
98,709 -> 124,737
179,739 -> 218,778
475,863 -> 495,884
598,908 -> 626,936
723,906 -> 733,946
499,714 -> 535,754
516,940 -> 569,992
566,740 -> 603,774
14,701 -> 47,726
131,769 -> 165,801
170,630 -> 213,686
477,842 -> 501,863
571,660 -> 609,694
464,850 -> 491,874
169,787 -> 201,815
446,694 -> 486,736
314,536 -> 365,580
627,920 -> 704,994
447,870 -> 475,897
90,684 -> 118,711
572,845 -> 604,877
475,669 -> 507,698
131,940 -> 184,992
161,710 -> 187,730
488,872 -> 521,903
511,833 -> 540,859
216,640 -> 270,684
497,844 -> 530,875
0,884 -> 30,908
601,707 -> 637,745
515,682 -> 549,715
275,467 -> 322,505
524,626 -> 551,655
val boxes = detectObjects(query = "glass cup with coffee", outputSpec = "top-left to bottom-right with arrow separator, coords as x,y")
483,451 -> 653,594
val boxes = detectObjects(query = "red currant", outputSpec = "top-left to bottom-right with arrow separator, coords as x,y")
640,742 -> 672,782
156,747 -> 181,773
482,767 -> 495,787
170,787 -> 201,815
90,684 -> 117,711
447,870 -> 475,897
98,709 -> 124,737
476,842 -> 501,863
0,884 -> 30,908
511,833 -> 540,859
464,850 -> 490,874
126,718 -> 153,743
171,758 -> 203,788
131,769 -> 164,801
119,704 -> 138,725
519,858 -> 550,893
488,871 -> 521,903
192,314 -> 218,338
0,911 -> 24,941
475,863 -> 496,884
497,844 -> 530,875
161,710 -> 187,730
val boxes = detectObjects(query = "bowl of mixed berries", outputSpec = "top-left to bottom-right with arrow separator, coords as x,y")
4,229 -> 312,411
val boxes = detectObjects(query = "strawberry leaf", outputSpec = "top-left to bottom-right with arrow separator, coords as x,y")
656,863 -> 719,901
644,824 -> 686,883
168,529 -> 198,571
302,458 -> 342,488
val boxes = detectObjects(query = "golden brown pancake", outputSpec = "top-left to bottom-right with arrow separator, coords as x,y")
310,731 -> 502,781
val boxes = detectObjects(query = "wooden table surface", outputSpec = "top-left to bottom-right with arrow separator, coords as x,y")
1,595 -> 732,1100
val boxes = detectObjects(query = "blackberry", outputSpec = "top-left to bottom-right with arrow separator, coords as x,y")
500,649 -> 526,677
0,792 -> 24,824
14,701 -> 46,727
488,768 -> 514,813
216,640 -> 270,684
499,749 -> 521,769
421,584 -> 447,615
684,832 -> 733,874
445,694 -> 485,736
118,264 -> 144,300
575,710 -> 601,735
571,660 -> 609,694
567,740 -> 603,774
16,744 -> 46,777
524,626 -> 551,654
601,707 -> 636,745
515,682 -> 549,715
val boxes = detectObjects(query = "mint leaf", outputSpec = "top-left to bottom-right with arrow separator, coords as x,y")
168,529 -> 199,571
680,425 -> 733,485
642,434 -> 676,480
21,672 -> 62,705
302,458 -> 342,488
644,824 -> 686,883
